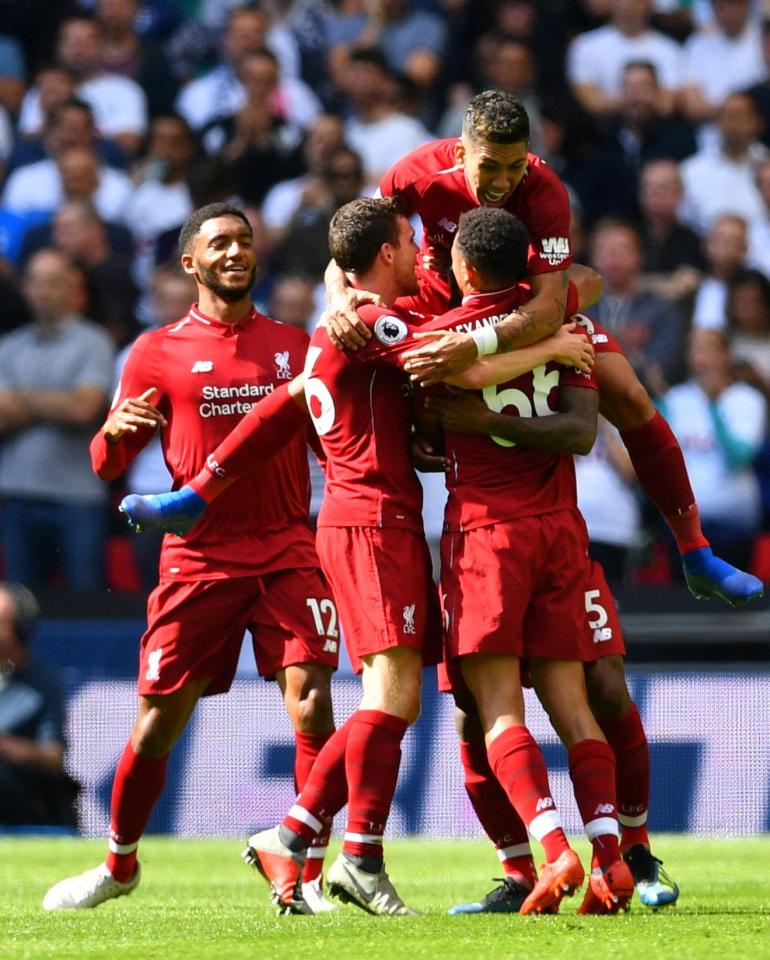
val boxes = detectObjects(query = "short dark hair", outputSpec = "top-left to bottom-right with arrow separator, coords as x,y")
46,97 -> 94,131
328,197 -> 403,274
462,90 -> 530,145
455,207 -> 529,286
178,203 -> 252,255
348,46 -> 391,75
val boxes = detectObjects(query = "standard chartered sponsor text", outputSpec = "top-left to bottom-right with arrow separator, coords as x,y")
199,382 -> 274,417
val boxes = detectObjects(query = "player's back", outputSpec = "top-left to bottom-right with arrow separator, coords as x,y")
305,309 -> 424,532
426,287 -> 594,531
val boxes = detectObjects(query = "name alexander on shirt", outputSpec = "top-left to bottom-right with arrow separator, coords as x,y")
199,382 -> 274,418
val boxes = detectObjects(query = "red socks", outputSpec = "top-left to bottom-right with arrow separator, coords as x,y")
620,411 -> 708,554
459,738 -> 536,887
294,730 -> 333,882
598,705 -> 651,851
568,739 -> 621,872
342,710 -> 408,862
105,742 -> 169,882
189,383 -> 308,502
487,725 -> 569,864
283,719 -> 352,846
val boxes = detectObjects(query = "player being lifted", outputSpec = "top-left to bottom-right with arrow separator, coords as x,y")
42,204 -> 340,914
325,91 -> 762,612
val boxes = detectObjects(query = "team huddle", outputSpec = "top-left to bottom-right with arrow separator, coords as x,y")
43,92 -> 761,918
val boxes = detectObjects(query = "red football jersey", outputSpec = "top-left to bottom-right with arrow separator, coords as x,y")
379,139 -> 573,309
304,305 -> 425,532
90,304 -> 318,580
431,286 -> 597,531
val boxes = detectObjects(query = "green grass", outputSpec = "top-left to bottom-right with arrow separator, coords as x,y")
3,836 -> 770,960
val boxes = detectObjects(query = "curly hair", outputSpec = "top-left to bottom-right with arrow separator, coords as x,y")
178,203 -> 252,255
462,90 -> 530,145
455,207 -> 529,287
328,196 -> 404,274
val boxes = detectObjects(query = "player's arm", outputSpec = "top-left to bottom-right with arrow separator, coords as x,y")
447,322 -> 594,389
427,383 -> 599,456
322,259 -> 383,350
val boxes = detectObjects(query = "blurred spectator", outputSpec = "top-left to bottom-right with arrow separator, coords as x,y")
176,7 -> 319,132
744,17 -> 770,149
586,217 -> 688,386
116,264 -> 195,591
122,114 -> 196,298
438,36 -> 545,150
747,157 -> 770,275
15,66 -> 76,138
0,32 -> 26,115
340,47 -> 430,189
329,0 -> 449,104
566,0 -> 683,119
268,273 -> 318,334
575,418 -> 642,592
261,114 -> 346,244
658,328 -> 766,569
637,158 -> 706,303
2,142 -> 133,223
574,60 -> 698,224
273,145 -> 365,279
18,16 -> 149,156
682,0 -> 765,136
7,97 -> 129,178
679,92 -> 767,235
0,582 -> 80,829
726,267 -> 770,394
196,0 -> 302,77
691,213 -> 749,329
0,250 -> 114,592
95,0 -> 178,117
200,49 -> 305,206
49,200 -> 139,346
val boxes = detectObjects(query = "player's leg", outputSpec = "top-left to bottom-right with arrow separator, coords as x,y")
42,679 -> 210,910
595,349 -> 762,606
585,654 -> 680,908
447,693 -> 537,914
460,652 -> 584,916
276,662 -> 336,908
530,658 -> 633,915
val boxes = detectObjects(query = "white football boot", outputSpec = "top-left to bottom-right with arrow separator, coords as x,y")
42,862 -> 141,910
301,876 -> 338,913
326,854 -> 421,916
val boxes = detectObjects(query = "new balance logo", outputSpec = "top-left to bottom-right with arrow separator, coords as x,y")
535,797 -> 555,812
593,627 -> 613,644
438,217 -> 457,234
403,604 -> 416,635
145,648 -> 163,682
191,360 -> 213,373
594,803 -> 615,815
323,639 -> 338,654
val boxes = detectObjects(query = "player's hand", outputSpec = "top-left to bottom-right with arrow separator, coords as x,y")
402,331 -> 478,386
422,242 -> 451,276
103,388 -> 166,443
410,433 -> 448,473
324,288 -> 382,351
425,391 -> 493,436
550,323 -> 594,373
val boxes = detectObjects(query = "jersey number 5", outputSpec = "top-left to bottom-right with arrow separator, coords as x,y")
481,364 -> 559,447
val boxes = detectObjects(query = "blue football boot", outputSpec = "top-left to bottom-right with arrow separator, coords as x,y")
119,485 -> 206,534
682,546 -> 763,608
623,844 -> 679,909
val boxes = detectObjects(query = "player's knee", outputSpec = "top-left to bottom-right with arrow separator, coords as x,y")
290,683 -> 334,733
453,695 -> 482,740
131,714 -> 177,758
597,359 -> 656,431
585,658 -> 631,720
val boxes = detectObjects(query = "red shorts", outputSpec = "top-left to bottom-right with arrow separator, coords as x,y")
138,568 -> 339,697
315,525 -> 442,673
437,547 -> 626,694
572,314 -> 623,356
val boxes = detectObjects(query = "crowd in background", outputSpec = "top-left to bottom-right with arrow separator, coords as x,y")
0,0 -> 768,598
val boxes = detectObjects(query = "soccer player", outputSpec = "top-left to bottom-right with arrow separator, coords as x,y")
42,203 -> 340,913
323,90 -> 763,611
233,198 -> 596,918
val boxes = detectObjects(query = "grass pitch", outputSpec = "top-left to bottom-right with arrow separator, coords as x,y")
3,836 -> 770,960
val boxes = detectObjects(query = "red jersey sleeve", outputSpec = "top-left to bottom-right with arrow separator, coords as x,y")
352,305 -> 426,369
89,331 -> 166,481
523,159 -> 573,278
